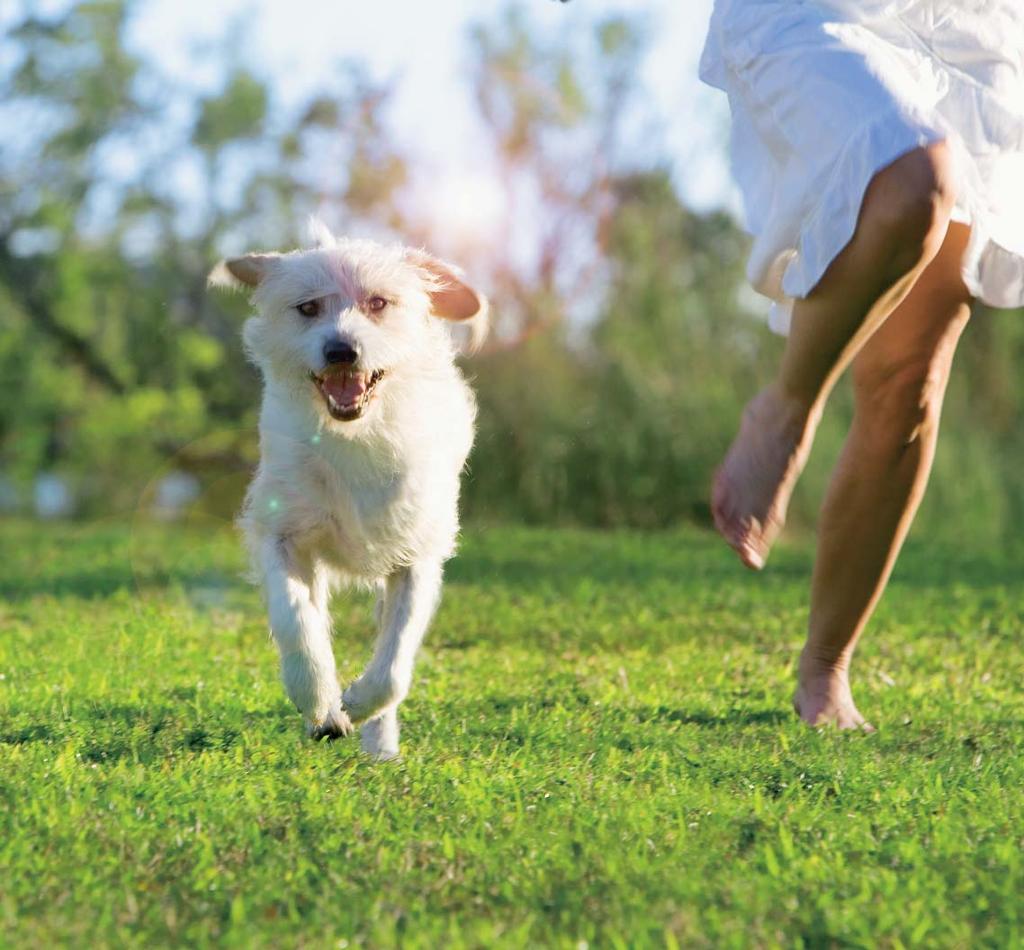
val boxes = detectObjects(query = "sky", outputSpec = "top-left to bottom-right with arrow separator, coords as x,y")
124,0 -> 739,215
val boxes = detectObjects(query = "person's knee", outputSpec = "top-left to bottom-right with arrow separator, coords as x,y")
852,352 -> 949,455
861,143 -> 957,278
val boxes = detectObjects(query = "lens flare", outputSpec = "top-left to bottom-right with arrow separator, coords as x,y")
421,169 -> 507,250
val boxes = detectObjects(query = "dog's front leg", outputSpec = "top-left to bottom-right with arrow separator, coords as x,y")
358,708 -> 400,761
259,536 -> 351,739
343,559 -> 443,757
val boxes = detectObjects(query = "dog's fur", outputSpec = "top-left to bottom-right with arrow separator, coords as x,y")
210,221 -> 485,759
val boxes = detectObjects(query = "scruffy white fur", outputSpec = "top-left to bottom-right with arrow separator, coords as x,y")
210,221 -> 486,759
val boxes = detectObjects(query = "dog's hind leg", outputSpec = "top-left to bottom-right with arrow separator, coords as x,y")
342,559 -> 443,745
258,536 -> 351,739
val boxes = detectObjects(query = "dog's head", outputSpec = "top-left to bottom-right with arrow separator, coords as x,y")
210,222 -> 486,425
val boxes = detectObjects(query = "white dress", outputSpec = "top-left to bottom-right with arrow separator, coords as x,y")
700,0 -> 1024,333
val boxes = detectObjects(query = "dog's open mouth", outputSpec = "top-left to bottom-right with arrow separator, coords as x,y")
310,368 -> 386,421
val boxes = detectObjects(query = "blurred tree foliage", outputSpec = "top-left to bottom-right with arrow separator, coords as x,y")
0,1 -> 405,513
1,2 -> 1021,543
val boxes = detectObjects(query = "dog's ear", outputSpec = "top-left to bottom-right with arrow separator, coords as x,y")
406,249 -> 484,322
208,253 -> 281,290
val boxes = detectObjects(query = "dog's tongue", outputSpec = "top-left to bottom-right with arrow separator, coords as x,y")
322,372 -> 366,406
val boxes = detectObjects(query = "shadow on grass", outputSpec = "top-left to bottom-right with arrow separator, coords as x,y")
0,565 -> 240,603
632,706 -> 789,727
429,696 -> 790,733
891,539 -> 1024,588
3,527 -> 737,603
446,532 -> 753,594
0,519 -> 247,603
451,532 -> 1024,594
0,693 -> 791,765
4,519 -> 1017,607
0,698 -> 295,765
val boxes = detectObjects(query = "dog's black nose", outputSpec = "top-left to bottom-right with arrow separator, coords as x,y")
322,339 -> 359,365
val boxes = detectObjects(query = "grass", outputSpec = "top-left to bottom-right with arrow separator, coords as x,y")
0,517 -> 1022,948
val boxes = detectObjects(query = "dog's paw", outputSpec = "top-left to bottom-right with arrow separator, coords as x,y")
307,703 -> 354,741
342,675 -> 401,725
360,712 -> 400,762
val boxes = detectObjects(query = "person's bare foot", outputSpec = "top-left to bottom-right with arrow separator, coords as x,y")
793,654 -> 875,731
712,385 -> 816,569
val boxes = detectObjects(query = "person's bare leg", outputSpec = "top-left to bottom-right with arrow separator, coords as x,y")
795,222 -> 972,728
713,143 -> 957,568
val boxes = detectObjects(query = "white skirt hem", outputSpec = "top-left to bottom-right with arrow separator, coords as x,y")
766,108 -> 946,334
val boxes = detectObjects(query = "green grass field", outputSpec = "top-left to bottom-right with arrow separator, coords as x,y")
1,518 -> 1021,948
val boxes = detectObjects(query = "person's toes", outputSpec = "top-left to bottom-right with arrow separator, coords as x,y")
745,553 -> 763,571
839,716 -> 875,732
727,523 -> 764,570
841,708 -> 875,732
739,543 -> 765,570
793,686 -> 876,732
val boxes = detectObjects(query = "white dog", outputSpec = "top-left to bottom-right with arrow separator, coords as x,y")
210,222 -> 485,759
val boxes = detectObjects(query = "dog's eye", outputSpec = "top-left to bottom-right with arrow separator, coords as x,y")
296,299 -> 321,318
367,296 -> 388,313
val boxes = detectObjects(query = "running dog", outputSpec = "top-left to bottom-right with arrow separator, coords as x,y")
210,221 -> 486,759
